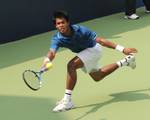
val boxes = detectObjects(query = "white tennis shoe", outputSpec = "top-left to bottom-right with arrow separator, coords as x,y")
145,10 -> 150,13
124,14 -> 139,20
53,99 -> 74,112
123,55 -> 136,69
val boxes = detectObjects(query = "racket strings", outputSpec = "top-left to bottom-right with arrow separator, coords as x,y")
23,70 -> 41,90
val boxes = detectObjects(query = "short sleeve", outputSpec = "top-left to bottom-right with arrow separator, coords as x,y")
50,36 -> 60,52
80,26 -> 97,40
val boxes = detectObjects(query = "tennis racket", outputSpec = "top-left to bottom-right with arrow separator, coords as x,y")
22,62 -> 52,91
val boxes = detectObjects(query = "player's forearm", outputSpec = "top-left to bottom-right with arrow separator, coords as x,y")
46,50 -> 56,61
42,50 -> 55,68
96,37 -> 116,49
41,50 -> 54,70
96,37 -> 126,53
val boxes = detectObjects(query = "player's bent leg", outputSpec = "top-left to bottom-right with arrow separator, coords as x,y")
89,63 -> 119,81
89,55 -> 136,82
53,56 -> 84,112
66,56 -> 84,90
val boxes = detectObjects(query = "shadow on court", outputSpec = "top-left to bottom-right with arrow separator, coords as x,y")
74,88 -> 150,120
0,95 -> 66,120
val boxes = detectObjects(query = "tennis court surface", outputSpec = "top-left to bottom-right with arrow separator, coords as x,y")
0,8 -> 150,120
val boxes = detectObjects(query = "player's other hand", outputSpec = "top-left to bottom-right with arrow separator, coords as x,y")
123,48 -> 138,55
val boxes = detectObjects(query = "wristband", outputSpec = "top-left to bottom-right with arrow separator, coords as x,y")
44,57 -> 50,62
115,45 -> 125,52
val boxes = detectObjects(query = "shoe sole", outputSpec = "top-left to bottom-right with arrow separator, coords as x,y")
53,105 -> 74,112
124,16 -> 140,20
129,61 -> 136,69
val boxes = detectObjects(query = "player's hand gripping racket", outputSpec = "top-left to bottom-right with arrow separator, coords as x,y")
22,62 -> 52,91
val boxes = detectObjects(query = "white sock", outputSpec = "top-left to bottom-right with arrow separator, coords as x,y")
63,89 -> 72,101
116,58 -> 128,67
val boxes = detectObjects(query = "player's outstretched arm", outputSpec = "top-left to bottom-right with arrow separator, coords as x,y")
96,37 -> 138,55
96,37 -> 116,49
42,49 -> 56,68
46,49 -> 56,61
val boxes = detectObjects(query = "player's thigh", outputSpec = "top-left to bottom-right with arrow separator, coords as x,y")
68,56 -> 84,69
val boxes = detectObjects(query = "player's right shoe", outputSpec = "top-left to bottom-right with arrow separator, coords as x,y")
122,55 -> 136,69
52,99 -> 74,112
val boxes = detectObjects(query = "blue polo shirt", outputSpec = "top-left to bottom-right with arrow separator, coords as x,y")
50,25 -> 97,53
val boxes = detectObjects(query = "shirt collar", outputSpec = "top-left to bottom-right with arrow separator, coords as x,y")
57,25 -> 79,39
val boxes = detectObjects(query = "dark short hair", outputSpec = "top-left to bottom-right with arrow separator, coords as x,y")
52,10 -> 70,24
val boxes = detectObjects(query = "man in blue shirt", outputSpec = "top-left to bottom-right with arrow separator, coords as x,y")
51,25 -> 97,53
42,11 -> 137,112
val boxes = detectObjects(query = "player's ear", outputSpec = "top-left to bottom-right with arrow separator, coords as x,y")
66,20 -> 70,26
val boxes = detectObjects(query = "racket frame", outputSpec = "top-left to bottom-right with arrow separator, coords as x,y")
22,70 -> 43,91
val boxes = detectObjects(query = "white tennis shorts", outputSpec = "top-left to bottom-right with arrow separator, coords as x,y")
77,43 -> 102,73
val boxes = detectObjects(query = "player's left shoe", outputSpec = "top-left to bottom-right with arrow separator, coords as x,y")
52,99 -> 74,112
124,55 -> 136,69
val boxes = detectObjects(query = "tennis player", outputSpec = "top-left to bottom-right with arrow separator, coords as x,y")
42,11 -> 138,112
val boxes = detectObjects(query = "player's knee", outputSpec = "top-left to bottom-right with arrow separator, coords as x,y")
67,61 -> 77,70
93,76 -> 104,82
90,72 -> 104,82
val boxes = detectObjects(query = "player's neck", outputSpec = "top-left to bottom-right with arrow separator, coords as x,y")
61,26 -> 73,37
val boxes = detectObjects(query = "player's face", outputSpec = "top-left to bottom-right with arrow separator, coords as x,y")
55,18 -> 70,34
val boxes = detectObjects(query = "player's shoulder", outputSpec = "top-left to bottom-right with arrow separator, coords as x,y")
72,24 -> 90,32
52,32 -> 62,40
72,24 -> 86,29
72,24 -> 80,31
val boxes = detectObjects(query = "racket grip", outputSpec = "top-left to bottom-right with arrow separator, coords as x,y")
40,67 -> 47,73
40,62 -> 53,73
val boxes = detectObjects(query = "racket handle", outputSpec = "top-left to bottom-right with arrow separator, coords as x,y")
40,62 -> 53,73
40,67 -> 47,73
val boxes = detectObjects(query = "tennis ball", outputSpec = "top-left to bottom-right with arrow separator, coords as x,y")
45,62 -> 53,69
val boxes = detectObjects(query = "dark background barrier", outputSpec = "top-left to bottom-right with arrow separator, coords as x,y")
0,0 -> 143,44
